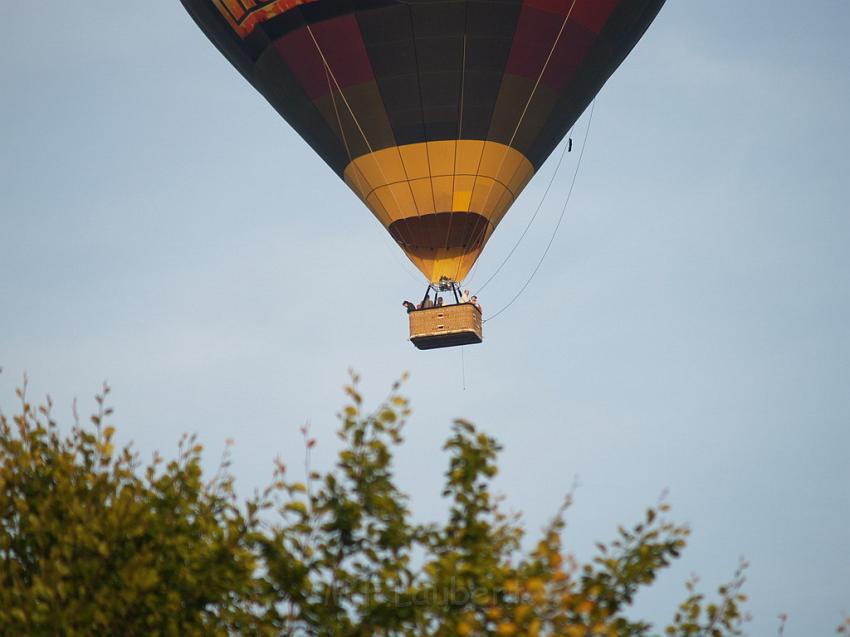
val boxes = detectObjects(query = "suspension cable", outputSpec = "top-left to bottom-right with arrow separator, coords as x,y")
305,24 -> 427,253
473,132 -> 572,294
456,0 -> 579,284
483,101 -> 595,324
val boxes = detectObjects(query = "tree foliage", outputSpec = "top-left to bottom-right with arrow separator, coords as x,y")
0,375 -> 754,636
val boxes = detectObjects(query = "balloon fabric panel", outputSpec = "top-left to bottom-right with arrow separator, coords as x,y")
181,0 -> 666,283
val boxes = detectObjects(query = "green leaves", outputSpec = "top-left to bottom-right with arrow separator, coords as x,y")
0,377 -> 761,636
666,560 -> 750,637
0,385 -> 263,636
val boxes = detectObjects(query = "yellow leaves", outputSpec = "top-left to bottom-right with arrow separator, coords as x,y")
514,604 -> 532,623
524,576 -> 547,604
527,577 -> 545,595
456,611 -> 478,636
0,377 -> 743,636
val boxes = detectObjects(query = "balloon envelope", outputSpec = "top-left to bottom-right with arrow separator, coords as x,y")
181,0 -> 665,282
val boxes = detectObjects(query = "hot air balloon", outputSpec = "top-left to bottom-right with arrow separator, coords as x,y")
180,0 -> 665,349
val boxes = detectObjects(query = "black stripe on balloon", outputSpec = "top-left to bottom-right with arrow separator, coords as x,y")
253,46 -> 352,174
461,0 -> 523,141
356,4 -> 421,146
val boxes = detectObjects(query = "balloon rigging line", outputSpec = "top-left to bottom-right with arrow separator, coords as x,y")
463,137 -> 563,289
305,25 -> 374,156
471,129 -> 572,294
306,24 -> 426,249
322,66 -> 420,283
309,4 -> 579,291
402,5 -> 442,261
322,67 -> 420,282
390,8 -> 430,233
383,6 -> 428,260
323,64 -> 418,255
446,31 -> 468,259
504,0 -> 578,152
457,0 -> 578,284
448,7 -> 470,283
484,100 -> 595,325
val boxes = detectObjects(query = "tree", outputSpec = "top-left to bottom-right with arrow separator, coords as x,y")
0,374 -> 752,636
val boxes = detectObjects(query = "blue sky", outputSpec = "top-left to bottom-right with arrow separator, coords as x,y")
1,1 -> 848,633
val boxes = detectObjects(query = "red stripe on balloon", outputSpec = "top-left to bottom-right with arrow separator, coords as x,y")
274,14 -> 374,101
524,0 -> 619,32
506,0 -> 618,90
571,0 -> 620,33
540,22 -> 597,90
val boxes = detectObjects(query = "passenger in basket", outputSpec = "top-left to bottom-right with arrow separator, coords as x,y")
470,296 -> 481,312
436,297 -> 444,307
402,301 -> 416,313
461,289 -> 471,303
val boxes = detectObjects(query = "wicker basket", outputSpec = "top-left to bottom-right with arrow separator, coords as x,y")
409,303 -> 483,350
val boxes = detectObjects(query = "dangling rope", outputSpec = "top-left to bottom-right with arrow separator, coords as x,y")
317,61 -> 421,284
472,131 -> 573,294
456,0 -> 580,282
483,100 -> 596,324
